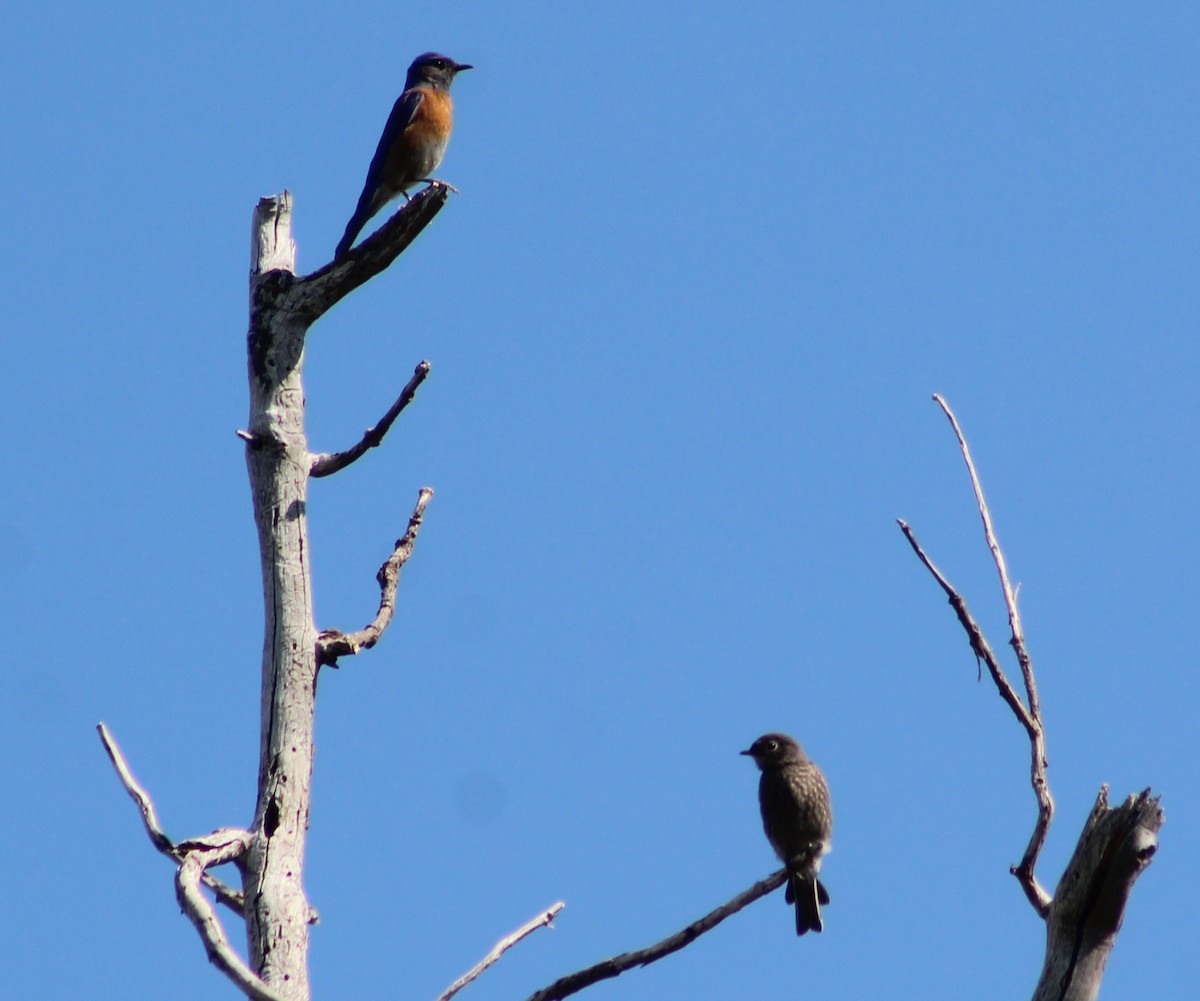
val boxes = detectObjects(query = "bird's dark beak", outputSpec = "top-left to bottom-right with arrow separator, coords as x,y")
739,748 -> 754,757
455,63 -> 474,73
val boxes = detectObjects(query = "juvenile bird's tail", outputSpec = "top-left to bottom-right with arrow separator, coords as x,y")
785,871 -> 830,936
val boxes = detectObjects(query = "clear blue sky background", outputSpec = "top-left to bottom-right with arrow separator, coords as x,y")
2,4 -> 1196,999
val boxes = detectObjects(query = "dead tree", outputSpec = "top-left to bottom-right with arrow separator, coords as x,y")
899,394 -> 1163,1001
96,187 -> 568,1001
94,188 -> 1159,1000
94,183 -> 753,1001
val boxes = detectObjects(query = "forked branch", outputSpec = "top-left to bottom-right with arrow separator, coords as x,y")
97,722 -> 245,915
175,830 -> 286,1001
98,723 -> 285,1000
899,396 -> 1053,916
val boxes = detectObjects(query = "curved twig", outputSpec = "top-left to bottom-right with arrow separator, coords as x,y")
933,395 -> 1043,721
930,395 -> 1053,912
97,722 -> 245,915
310,361 -> 431,477
317,487 -> 434,666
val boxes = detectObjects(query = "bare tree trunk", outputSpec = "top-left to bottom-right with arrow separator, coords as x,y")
1031,789 -> 1163,1001
99,187 -> 453,1001
242,193 -> 317,1000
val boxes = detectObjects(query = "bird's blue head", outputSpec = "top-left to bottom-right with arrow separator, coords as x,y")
406,52 -> 473,92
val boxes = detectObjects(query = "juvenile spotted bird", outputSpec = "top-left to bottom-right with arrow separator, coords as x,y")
742,732 -> 833,936
334,52 -> 472,261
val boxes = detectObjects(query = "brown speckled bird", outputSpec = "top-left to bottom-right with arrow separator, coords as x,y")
742,732 -> 833,935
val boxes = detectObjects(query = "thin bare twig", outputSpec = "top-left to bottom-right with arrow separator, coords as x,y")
895,522 -> 1035,735
933,394 -> 1042,722
97,722 -> 245,915
317,487 -> 434,666
437,902 -> 565,1001
175,830 -> 287,1001
525,870 -> 788,1001
899,395 -> 1054,916
310,361 -> 431,477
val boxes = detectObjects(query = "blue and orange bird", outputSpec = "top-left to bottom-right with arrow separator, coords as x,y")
334,52 -> 472,261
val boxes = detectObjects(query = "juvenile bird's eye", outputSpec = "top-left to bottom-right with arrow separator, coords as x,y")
767,740 -> 779,751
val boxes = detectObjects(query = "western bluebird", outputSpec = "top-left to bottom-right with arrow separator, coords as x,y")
742,732 -> 833,936
334,52 -> 472,261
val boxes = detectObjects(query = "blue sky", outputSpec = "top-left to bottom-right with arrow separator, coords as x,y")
2,3 -> 1196,999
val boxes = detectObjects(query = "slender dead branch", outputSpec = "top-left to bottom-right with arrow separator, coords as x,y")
898,396 -> 1054,916
310,361 -> 431,477
317,487 -> 434,666
437,902 -> 565,1001
895,523 -> 1034,734
525,870 -> 788,1001
175,830 -> 286,1001
97,722 -> 246,916
97,721 -> 176,854
933,394 -> 1042,722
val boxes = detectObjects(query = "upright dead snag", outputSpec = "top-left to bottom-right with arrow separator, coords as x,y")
900,395 -> 1163,1001
100,185 -> 451,1000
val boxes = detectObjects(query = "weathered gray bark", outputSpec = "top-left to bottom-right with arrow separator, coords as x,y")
98,186 -> 448,1000
109,180 -> 722,999
233,189 -> 448,999
243,193 -> 318,999
1031,788 -> 1163,1001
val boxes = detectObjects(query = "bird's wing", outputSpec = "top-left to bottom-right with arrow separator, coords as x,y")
335,89 -> 427,260
361,89 -> 426,198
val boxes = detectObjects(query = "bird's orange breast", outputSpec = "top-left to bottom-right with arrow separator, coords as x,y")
387,89 -> 454,186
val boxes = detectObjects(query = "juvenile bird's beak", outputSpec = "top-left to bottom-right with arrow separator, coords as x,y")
740,748 -> 754,756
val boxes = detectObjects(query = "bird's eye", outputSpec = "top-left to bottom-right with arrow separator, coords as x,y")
766,740 -> 778,751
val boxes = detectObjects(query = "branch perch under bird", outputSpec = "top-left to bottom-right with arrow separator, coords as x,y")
525,870 -> 787,1001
